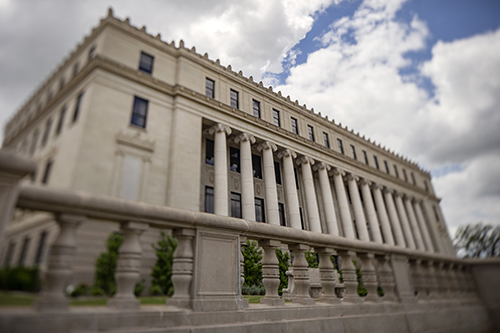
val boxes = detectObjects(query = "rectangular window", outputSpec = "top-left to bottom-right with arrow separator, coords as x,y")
337,139 -> 344,154
255,198 -> 265,222
374,156 -> 379,169
252,100 -> 261,118
294,168 -> 299,189
274,161 -> 282,185
72,62 -> 79,78
350,144 -> 357,160
3,242 -> 15,267
403,169 -> 408,182
59,77 -> 65,91
279,203 -> 286,227
307,125 -> 315,141
42,160 -> 53,184
230,89 -> 239,109
72,91 -> 84,123
205,186 -> 214,213
56,107 -> 66,136
35,231 -> 48,265
273,109 -> 280,127
18,237 -> 30,266
424,180 -> 429,192
88,46 -> 96,61
205,139 -> 214,165
130,96 -> 148,128
230,147 -> 240,173
384,160 -> 390,174
252,154 -> 262,179
433,205 -> 440,221
29,129 -> 39,156
291,117 -> 299,134
231,192 -> 242,218
394,165 -> 399,178
299,207 -> 305,230
363,150 -> 369,165
139,51 -> 154,74
205,78 -> 215,98
411,172 -> 416,185
323,132 -> 330,148
47,90 -> 53,102
41,118 -> 52,147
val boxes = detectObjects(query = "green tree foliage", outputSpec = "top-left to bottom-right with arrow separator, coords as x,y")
150,232 -> 177,296
242,240 -> 262,287
0,266 -> 41,292
93,232 -> 124,295
305,249 -> 318,268
275,248 -> 290,295
454,223 -> 500,258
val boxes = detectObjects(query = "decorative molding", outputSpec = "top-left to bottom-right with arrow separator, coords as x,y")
233,133 -> 255,144
313,161 -> 330,172
256,141 -> 277,152
277,148 -> 296,159
296,156 -> 314,166
116,131 -> 155,152
208,123 -> 231,135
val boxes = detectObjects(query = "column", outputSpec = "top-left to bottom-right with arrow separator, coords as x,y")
289,244 -> 315,305
372,183 -> 395,246
422,200 -> 446,254
297,156 -> 321,233
383,188 -> 406,247
359,179 -> 383,243
278,149 -> 301,229
394,192 -> 416,249
209,123 -> 231,216
345,173 -> 369,241
257,141 -> 279,226
234,133 -> 256,221
404,196 -> 425,250
315,162 -> 339,236
259,239 -> 284,306
332,168 -> 354,239
413,199 -> 434,252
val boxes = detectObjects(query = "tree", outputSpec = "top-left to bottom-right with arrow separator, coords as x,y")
305,249 -> 318,268
93,232 -> 124,295
275,248 -> 290,295
242,240 -> 262,287
150,232 -> 177,295
454,223 -> 500,258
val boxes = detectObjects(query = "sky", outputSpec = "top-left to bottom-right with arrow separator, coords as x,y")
0,0 -> 499,238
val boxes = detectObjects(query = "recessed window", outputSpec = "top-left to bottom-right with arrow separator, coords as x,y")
433,205 -> 440,221
337,139 -> 344,154
18,237 -> 31,266
294,168 -> 299,189
41,159 -> 53,184
59,77 -> 65,92
394,165 -> 399,178
384,160 -> 390,174
72,62 -> 79,78
230,147 -> 240,172
252,154 -> 262,179
206,78 -> 215,98
230,89 -> 239,109
252,100 -> 261,118
130,96 -> 148,128
374,156 -> 380,170
47,90 -> 53,102
273,109 -> 280,127
424,180 -> 429,192
403,169 -> 408,182
307,125 -> 315,141
411,172 -> 416,185
29,129 -> 39,156
35,231 -> 48,265
323,132 -> 330,148
88,46 -> 96,61
255,198 -> 265,222
139,52 -> 154,74
299,207 -> 305,230
291,117 -> 299,134
279,203 -> 286,227
72,91 -> 84,123
205,139 -> 214,165
350,144 -> 357,160
274,161 -> 282,185
41,118 -> 52,147
363,150 -> 369,165
205,186 -> 214,213
231,192 -> 242,218
56,106 -> 66,136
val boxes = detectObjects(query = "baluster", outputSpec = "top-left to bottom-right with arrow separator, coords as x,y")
434,262 -> 448,298
375,254 -> 398,302
289,244 -> 315,305
315,247 -> 340,304
259,240 -> 284,306
422,260 -> 437,300
358,253 -> 380,303
338,250 -> 361,303
409,259 -> 425,301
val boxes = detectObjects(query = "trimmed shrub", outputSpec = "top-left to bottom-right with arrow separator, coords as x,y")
93,232 -> 124,296
71,283 -> 90,297
242,241 -> 262,287
0,266 -> 41,292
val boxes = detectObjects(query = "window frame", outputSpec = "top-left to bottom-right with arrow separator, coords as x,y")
130,96 -> 149,128
394,165 -> 399,178
384,160 -> 390,174
252,154 -> 262,179
307,125 -> 315,142
230,192 -> 242,218
350,144 -> 357,160
255,197 -> 265,223
230,89 -> 239,109
138,51 -> 154,74
205,78 -> 215,98
337,139 -> 344,154
252,99 -> 261,118
205,139 -> 214,165
278,202 -> 286,227
72,91 -> 84,123
41,159 -> 53,184
274,161 -> 282,185
323,132 -> 330,148
273,109 -> 281,127
229,146 -> 240,173
41,118 -> 52,147
362,150 -> 369,165
374,156 -> 380,170
205,186 -> 214,214
291,117 -> 299,135
55,106 -> 66,136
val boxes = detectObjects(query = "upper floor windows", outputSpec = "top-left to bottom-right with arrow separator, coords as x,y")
252,154 -> 262,179
337,139 -> 344,154
72,92 -> 84,123
230,147 -> 240,172
230,89 -> 239,109
130,96 -> 148,128
205,139 -> 214,165
374,155 -> 380,170
350,144 -> 357,160
274,161 -> 282,185
205,186 -> 214,213
42,159 -> 53,184
424,180 -> 429,192
55,106 -> 66,136
323,132 -> 330,148
432,205 -> 440,221
273,109 -> 280,127
394,165 -> 399,178
72,62 -> 79,78
88,46 -> 96,61
231,192 -> 242,218
255,198 -> 265,223
307,125 -> 315,141
59,77 -> 65,92
384,160 -> 390,174
403,169 -> 408,182
41,118 -> 52,148
362,150 -> 369,165
252,100 -> 261,118
411,172 -> 416,185
29,129 -> 39,156
291,117 -> 299,134
139,52 -> 154,74
205,78 -> 215,98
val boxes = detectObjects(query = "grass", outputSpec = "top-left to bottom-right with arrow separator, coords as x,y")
243,295 -> 263,304
0,292 -> 35,307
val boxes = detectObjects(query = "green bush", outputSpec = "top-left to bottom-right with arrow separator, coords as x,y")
134,279 -> 145,297
305,249 -> 318,268
242,240 -> 262,287
90,286 -> 105,296
149,284 -> 163,296
71,283 -> 90,297
275,248 -> 290,296
0,266 -> 41,292
93,232 -> 124,296
150,232 -> 177,296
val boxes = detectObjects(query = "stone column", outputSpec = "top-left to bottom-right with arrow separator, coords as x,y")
209,123 -> 231,216
315,162 -> 339,236
166,228 -> 195,309
332,168 -> 354,239
383,188 -> 406,247
234,133 -> 256,221
35,214 -> 83,311
358,253 -> 380,302
108,222 -> 148,309
413,199 -> 435,252
297,156 -> 321,233
338,250 -> 361,303
278,149 -> 301,229
422,200 -> 446,254
289,244 -> 315,305
315,247 -> 339,303
259,239 -> 284,306
345,173 -> 369,241
257,141 -> 279,226
375,254 -> 398,302
394,192 -> 416,249
404,196 -> 425,251
372,183 -> 395,246
359,179 -> 383,243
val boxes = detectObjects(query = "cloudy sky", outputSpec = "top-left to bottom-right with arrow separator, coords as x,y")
1,0 -> 499,237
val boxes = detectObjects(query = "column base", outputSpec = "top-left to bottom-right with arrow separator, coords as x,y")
107,296 -> 140,310
260,297 -> 285,306
34,296 -> 69,311
292,297 -> 316,305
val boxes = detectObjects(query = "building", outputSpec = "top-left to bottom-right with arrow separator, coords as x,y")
0,8 -> 455,285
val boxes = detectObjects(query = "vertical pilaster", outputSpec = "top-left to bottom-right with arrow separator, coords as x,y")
259,239 -> 284,306
289,244 -> 315,305
209,123 -> 231,216
372,183 -> 395,246
315,162 -> 339,235
345,173 -> 369,241
359,179 -> 383,243
394,192 -> 416,249
404,196 -> 425,250
297,156 -> 321,233
257,141 -> 279,226
278,149 -> 301,229
332,168 -> 354,239
413,199 -> 435,252
234,133 -> 256,221
383,188 -> 406,247
167,228 -> 195,309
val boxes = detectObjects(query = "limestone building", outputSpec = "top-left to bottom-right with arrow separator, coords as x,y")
0,9 -> 455,283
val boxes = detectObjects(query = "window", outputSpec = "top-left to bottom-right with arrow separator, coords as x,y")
394,165 -> 399,178
41,160 -> 53,184
255,198 -> 265,222
205,78 -> 215,98
205,139 -> 214,165
384,160 -> 390,174
299,207 -> 305,230
56,106 -> 66,136
35,231 -> 48,265
73,62 -> 79,78
130,96 -> 148,128
273,109 -> 280,127
41,118 -> 52,147
433,206 -> 440,221
231,192 -> 242,218
29,129 -> 39,155
307,125 -> 315,141
424,180 -> 429,192
47,90 -> 53,102
279,203 -> 286,227
230,89 -> 239,109
274,161 -> 282,185
205,186 -> 214,213
294,168 -> 299,189
18,237 -> 30,266
252,154 -> 262,179
252,100 -> 261,118
403,169 -> 408,182
138,52 -> 154,74
323,132 -> 330,148
337,139 -> 344,154
411,172 -> 416,185
350,144 -> 357,160
374,156 -> 380,169
72,91 -> 84,123
88,46 -> 96,61
291,117 -> 299,134
3,242 -> 15,267
363,150 -> 369,165
59,77 -> 65,91
230,147 -> 240,172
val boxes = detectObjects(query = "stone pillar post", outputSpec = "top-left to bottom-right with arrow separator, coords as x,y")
297,156 -> 321,233
167,228 -> 196,308
108,222 -> 148,309
383,188 -> 406,247
315,162 -> 339,235
413,199 -> 435,252
315,247 -> 339,303
345,173 -> 369,241
372,184 -> 395,246
278,149 -> 301,229
35,214 -> 83,311
358,253 -> 380,302
259,239 -> 284,306
394,192 -> 416,249
289,244 -> 315,305
209,123 -> 231,216
257,141 -> 279,226
409,259 -> 425,301
359,179 -> 383,243
434,262 -> 448,297
375,254 -> 398,302
234,133 -> 256,221
332,168 -> 354,239
421,260 -> 438,300
338,250 -> 361,303
404,197 -> 425,250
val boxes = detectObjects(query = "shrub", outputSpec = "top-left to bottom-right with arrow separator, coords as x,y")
149,284 -> 164,296
305,249 -> 318,268
134,279 -> 145,297
241,240 -> 262,287
275,248 -> 290,295
0,266 -> 41,292
93,232 -> 124,296
90,286 -> 105,296
150,232 -> 177,296
71,283 -> 90,297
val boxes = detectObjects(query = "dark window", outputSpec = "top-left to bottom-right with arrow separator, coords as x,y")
205,139 -> 214,165
411,172 -> 416,185
433,206 -> 440,221
41,118 -> 52,147
72,91 -> 84,123
394,165 -> 399,178
252,100 -> 261,118
363,150 -> 369,165
424,180 -> 429,192
255,198 -> 265,222
231,192 -> 242,218
307,125 -> 315,141
279,203 -> 286,227
323,132 -> 330,148
273,109 -> 280,127
403,169 -> 408,182
59,77 -> 65,91
350,144 -> 357,160
56,106 -> 66,136
252,154 -> 262,179
29,130 -> 39,155
230,147 -> 240,172
294,168 -> 299,189
374,156 -> 380,170
205,186 -> 214,213
42,160 -> 53,184
35,231 -> 48,265
88,46 -> 96,61
337,139 -> 344,154
230,89 -> 239,109
139,52 -> 154,74
291,117 -> 299,134
47,90 -> 53,102
130,96 -> 148,128
73,62 -> 79,78
346,183 -> 352,204
384,160 -> 390,174
206,78 -> 215,98
299,207 -> 305,230
3,242 -> 15,267
18,237 -> 30,266
274,161 -> 282,185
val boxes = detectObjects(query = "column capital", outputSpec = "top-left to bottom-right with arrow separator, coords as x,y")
412,197 -> 424,205
382,186 -> 394,194
358,177 -> 371,186
233,132 -> 255,144
208,123 -> 231,135
370,182 -> 383,190
343,172 -> 358,182
329,166 -> 345,177
313,161 -> 331,172
277,148 -> 296,159
256,141 -> 277,152
393,190 -> 404,198
296,155 -> 314,166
